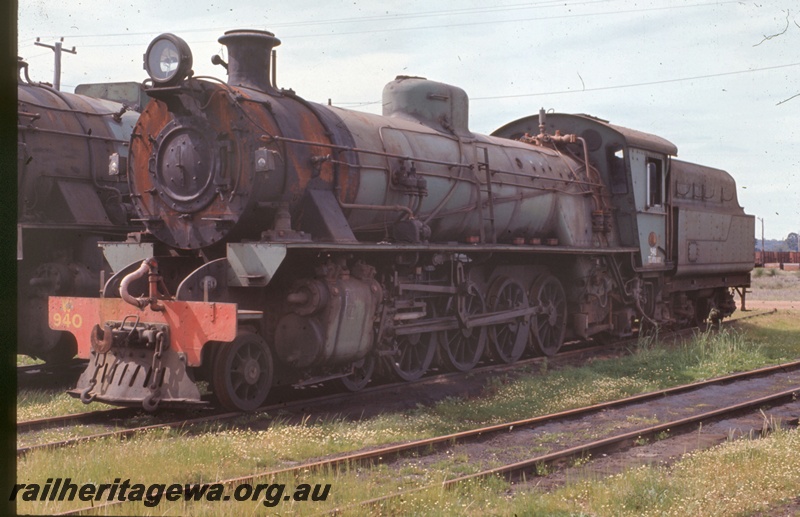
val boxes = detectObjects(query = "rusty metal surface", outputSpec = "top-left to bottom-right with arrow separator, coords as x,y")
326,103 -> 593,245
130,68 -> 613,248
49,296 -> 238,366
73,345 -> 204,408
756,251 -> 800,266
129,81 -> 336,249
222,240 -> 640,254
493,112 -> 678,156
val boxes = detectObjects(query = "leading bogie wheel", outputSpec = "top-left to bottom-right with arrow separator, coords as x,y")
211,331 -> 273,411
340,353 -> 376,392
529,274 -> 567,357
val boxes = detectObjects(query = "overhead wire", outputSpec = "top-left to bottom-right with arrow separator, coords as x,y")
333,62 -> 800,106
28,0 -> 618,38
18,0 -> 783,104
471,62 -> 800,100
22,0 -> 738,47
22,0 -> 620,40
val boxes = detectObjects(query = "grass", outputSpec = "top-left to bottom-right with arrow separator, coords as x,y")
16,313 -> 800,515
16,355 -> 45,367
749,267 -> 800,300
16,270 -> 800,514
26,428 -> 798,516
17,389 -> 116,422
512,427 -> 800,517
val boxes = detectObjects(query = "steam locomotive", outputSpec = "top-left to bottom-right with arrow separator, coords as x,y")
49,30 -> 754,411
18,59 -> 144,362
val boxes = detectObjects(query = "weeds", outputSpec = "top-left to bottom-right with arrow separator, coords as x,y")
17,389 -> 115,421
749,267 -> 800,299
16,308 -> 800,515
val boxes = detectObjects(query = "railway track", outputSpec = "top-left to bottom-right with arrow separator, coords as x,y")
53,356 -> 800,515
17,310 -> 776,457
16,359 -> 87,388
340,384 -> 800,514
16,340 -> 607,456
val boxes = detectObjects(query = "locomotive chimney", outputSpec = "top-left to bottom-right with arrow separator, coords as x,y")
218,29 -> 281,92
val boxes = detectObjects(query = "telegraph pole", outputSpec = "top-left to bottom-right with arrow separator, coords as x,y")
34,37 -> 76,91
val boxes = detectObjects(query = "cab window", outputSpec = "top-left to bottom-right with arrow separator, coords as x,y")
647,158 -> 664,207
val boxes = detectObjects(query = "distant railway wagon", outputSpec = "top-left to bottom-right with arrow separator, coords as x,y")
49,30 -> 754,411
755,251 -> 800,267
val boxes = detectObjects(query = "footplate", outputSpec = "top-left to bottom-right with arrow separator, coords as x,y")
68,347 -> 207,410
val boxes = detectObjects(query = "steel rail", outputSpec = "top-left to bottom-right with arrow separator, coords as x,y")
340,386 -> 800,514
17,407 -> 142,434
54,355 -> 799,515
18,309 -> 777,455
16,359 -> 87,376
16,340 -> 602,457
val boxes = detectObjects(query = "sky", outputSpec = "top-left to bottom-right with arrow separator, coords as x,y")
16,0 -> 800,240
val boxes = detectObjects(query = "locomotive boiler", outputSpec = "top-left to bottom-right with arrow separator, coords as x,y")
49,30 -> 754,411
18,59 -> 146,362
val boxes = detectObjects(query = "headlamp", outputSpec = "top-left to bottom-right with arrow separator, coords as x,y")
144,33 -> 193,86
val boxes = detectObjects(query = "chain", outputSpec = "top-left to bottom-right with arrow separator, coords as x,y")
149,331 -> 166,390
80,351 -> 107,404
143,330 -> 167,411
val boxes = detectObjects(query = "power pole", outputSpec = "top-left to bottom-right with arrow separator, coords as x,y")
34,37 -> 76,91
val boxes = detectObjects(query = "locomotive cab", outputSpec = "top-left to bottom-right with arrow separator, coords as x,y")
493,113 -> 678,270
493,113 -> 751,326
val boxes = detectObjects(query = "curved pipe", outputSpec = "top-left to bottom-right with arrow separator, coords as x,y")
576,136 -> 607,212
119,258 -> 157,309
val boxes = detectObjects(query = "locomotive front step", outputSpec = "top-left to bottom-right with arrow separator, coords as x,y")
69,347 -> 205,411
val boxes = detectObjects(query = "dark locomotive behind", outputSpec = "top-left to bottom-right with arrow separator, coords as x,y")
48,30 -> 755,411
17,59 -> 146,363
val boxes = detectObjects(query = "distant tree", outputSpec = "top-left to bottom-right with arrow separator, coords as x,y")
785,232 -> 799,251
